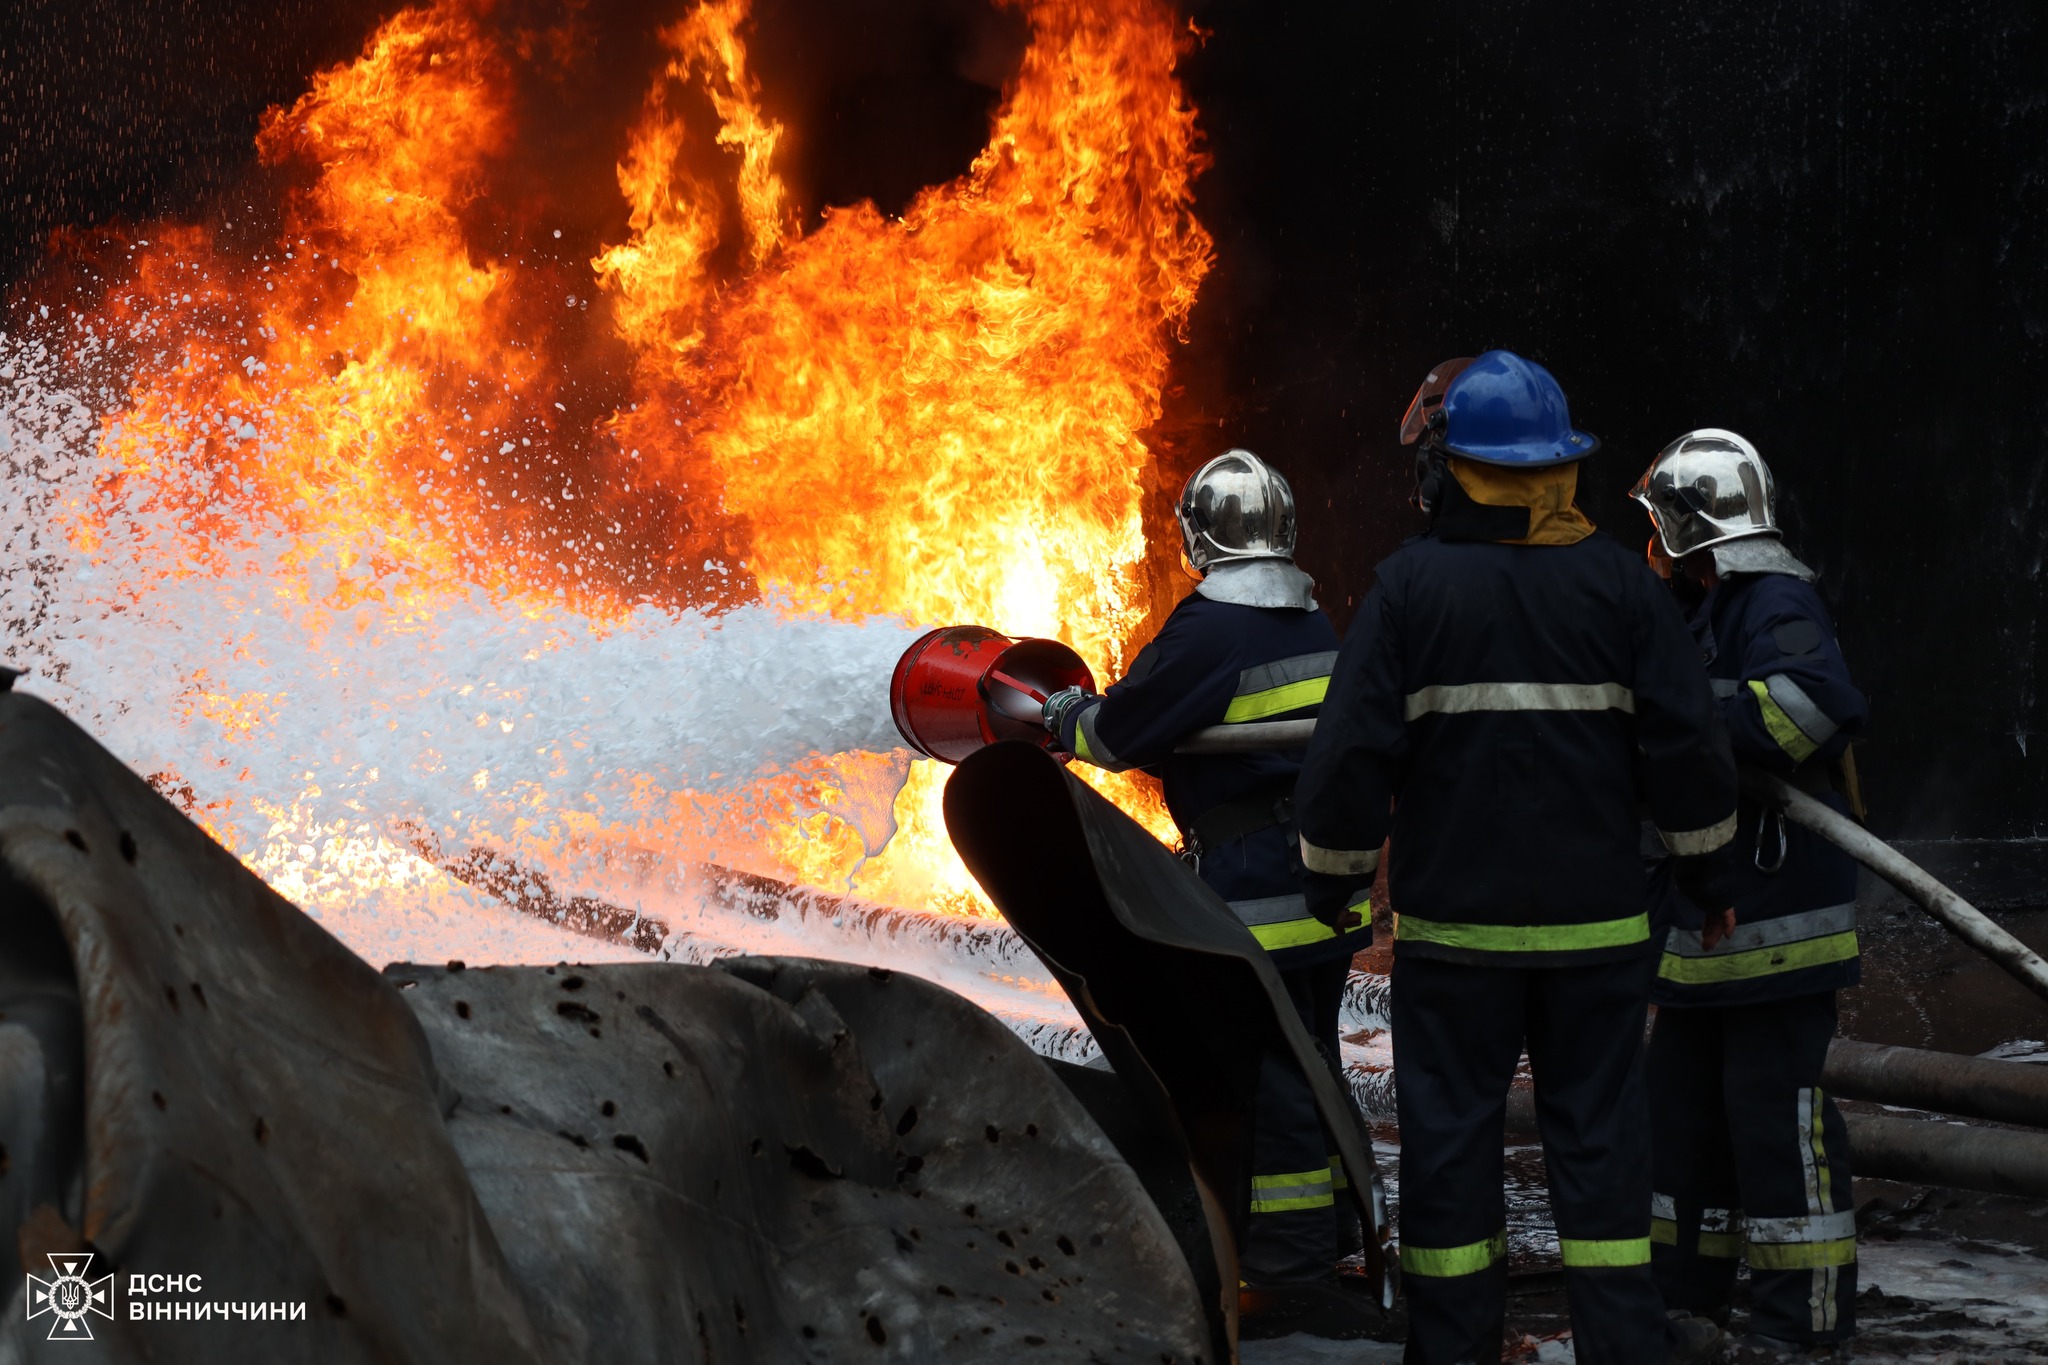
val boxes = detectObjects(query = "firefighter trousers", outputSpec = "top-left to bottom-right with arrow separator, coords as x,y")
1242,953 -> 1356,1285
1392,950 -> 1665,1365
1648,993 -> 1856,1344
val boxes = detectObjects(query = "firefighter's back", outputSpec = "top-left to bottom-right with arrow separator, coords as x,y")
1383,530 -> 1655,950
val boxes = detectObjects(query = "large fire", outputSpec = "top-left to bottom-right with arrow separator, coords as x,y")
20,0 -> 1211,930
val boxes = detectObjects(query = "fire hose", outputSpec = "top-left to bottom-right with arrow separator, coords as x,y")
1186,720 -> 2048,1196
1737,768 -> 2048,1006
889,630 -> 2048,1004
1180,721 -> 2048,1008
893,634 -> 2048,1202
1501,1037 -> 2048,1196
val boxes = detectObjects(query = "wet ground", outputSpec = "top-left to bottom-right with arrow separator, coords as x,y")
1250,868 -> 2048,1362
1245,1181 -> 2048,1363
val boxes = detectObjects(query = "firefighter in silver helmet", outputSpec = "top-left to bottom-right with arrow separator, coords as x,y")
1173,449 -> 1314,597
1633,430 -> 1869,1354
1042,449 -> 1369,1335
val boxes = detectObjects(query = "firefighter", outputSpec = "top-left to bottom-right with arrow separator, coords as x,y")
1039,449 -> 1370,1328
1293,351 -> 1736,1365
1632,429 -> 1868,1355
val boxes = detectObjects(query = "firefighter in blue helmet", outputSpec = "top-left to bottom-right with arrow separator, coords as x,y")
1633,429 -> 1869,1355
1293,351 -> 1736,1365
1040,449 -> 1369,1330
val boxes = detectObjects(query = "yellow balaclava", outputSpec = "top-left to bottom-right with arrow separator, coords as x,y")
1447,457 -> 1596,546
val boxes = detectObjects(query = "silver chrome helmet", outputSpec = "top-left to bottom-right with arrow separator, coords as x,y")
1631,428 -> 1780,561
1176,449 -> 1299,576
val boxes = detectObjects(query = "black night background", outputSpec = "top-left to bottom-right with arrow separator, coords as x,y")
4,0 -> 2044,839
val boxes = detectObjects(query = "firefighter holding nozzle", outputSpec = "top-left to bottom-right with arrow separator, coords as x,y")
1293,351 -> 1739,1364
1039,450 -> 1371,1330
1633,430 -> 1869,1356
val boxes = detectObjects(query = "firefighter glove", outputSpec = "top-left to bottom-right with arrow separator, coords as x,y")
1303,871 -> 1372,932
1040,685 -> 1093,740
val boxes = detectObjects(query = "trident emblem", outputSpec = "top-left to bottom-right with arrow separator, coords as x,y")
25,1253 -> 114,1341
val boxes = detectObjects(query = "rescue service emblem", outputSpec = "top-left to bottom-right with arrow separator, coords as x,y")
24,1252 -> 114,1341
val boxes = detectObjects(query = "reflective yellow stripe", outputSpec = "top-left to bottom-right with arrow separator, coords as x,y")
1071,702 -> 1127,771
1249,917 -> 1339,951
1559,1237 -> 1651,1267
1223,676 -> 1329,723
1746,1237 -> 1857,1269
1749,679 -> 1820,762
1328,1155 -> 1349,1191
1813,1086 -> 1836,1222
1657,931 -> 1859,984
1698,1231 -> 1742,1258
1654,1221 -> 1740,1256
1663,903 -> 1855,958
1252,1193 -> 1335,1212
1397,913 -> 1649,954
1250,1167 -> 1335,1213
1402,1228 -> 1506,1278
1809,1086 -> 1844,1334
1762,671 -> 1840,747
1654,1227 -> 1736,1260
1652,1195 -> 1746,1258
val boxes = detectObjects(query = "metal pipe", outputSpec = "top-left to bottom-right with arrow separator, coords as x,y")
1522,1092 -> 2048,1196
1842,1113 -> 2048,1198
1823,1039 -> 2048,1129
1415,1025 -> 2048,1134
1743,770 -> 2048,1007
1507,1079 -> 2048,1199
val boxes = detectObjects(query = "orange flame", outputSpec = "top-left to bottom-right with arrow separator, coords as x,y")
49,0 -> 1210,919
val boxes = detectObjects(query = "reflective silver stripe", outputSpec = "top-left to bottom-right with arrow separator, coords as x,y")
1254,1183 -> 1330,1201
1235,651 -> 1338,697
1250,1175 -> 1334,1207
1074,702 -> 1131,772
1228,894 -> 1312,927
1300,836 -> 1380,876
1763,672 -> 1840,747
1711,677 -> 1742,699
1745,1210 -> 1857,1245
1662,902 -> 1857,958
1402,681 -> 1635,720
1657,812 -> 1737,856
1652,1194 -> 1743,1229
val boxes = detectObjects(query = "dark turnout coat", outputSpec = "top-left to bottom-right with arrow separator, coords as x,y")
1295,527 -> 1739,965
1651,568 -> 1869,1005
1057,589 -> 1366,967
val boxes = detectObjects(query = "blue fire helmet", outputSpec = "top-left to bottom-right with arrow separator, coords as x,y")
1415,349 -> 1599,467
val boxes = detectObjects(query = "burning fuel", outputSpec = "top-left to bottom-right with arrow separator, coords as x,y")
0,0 -> 1207,948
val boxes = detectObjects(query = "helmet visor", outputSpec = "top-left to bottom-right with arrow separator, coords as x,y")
1399,356 -> 1475,445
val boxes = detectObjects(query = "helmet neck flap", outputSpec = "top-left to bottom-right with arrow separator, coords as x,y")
1401,349 -> 1597,515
